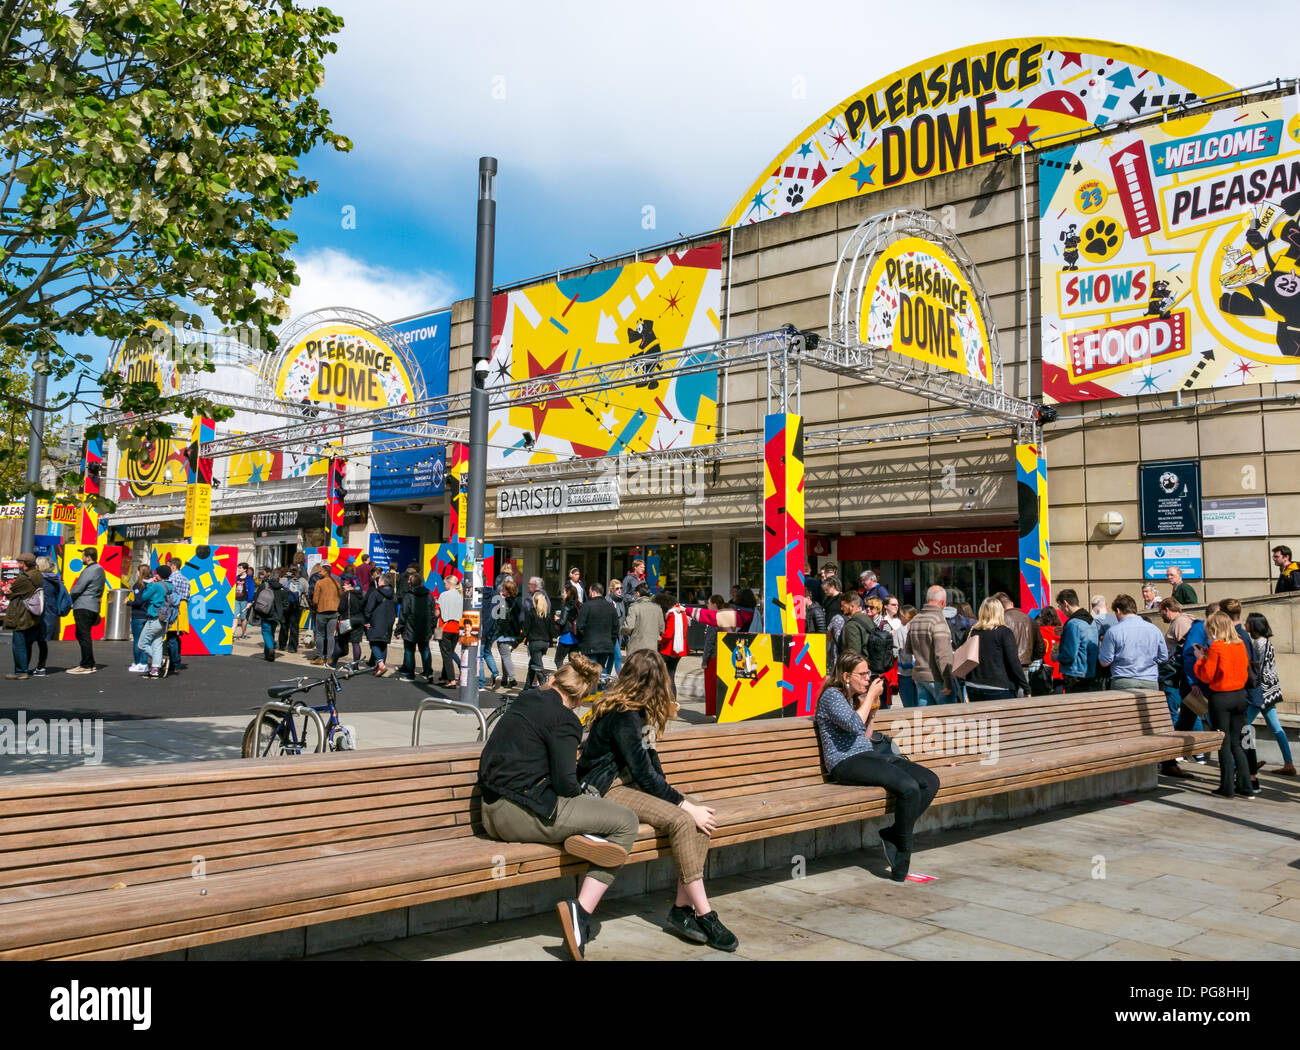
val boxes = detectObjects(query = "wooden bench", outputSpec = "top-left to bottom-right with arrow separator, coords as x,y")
0,689 -> 1220,960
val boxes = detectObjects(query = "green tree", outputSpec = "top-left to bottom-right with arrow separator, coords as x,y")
0,0 -> 350,503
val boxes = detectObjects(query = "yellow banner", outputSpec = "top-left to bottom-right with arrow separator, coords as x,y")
275,324 -> 414,411
860,236 -> 992,382
724,38 -> 1230,227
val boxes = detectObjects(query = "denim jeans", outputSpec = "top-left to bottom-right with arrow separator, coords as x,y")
1249,703 -> 1294,765
370,641 -> 388,666
139,619 -> 166,669
898,675 -> 918,707
10,625 -> 40,674
131,618 -> 147,665
261,620 -> 276,653
1162,684 -> 1182,724
167,631 -> 182,668
479,644 -> 500,685
402,642 -> 432,677
915,680 -> 954,705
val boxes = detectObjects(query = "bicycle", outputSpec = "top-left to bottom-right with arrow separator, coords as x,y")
241,661 -> 362,758
483,671 -> 616,735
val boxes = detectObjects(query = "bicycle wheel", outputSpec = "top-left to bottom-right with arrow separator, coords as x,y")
241,715 -> 292,758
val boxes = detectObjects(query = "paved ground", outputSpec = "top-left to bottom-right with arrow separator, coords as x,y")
307,768 -> 1300,961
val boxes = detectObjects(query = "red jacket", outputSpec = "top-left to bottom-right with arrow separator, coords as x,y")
659,605 -> 690,658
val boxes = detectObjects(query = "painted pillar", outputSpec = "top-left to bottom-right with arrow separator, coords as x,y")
1016,442 -> 1051,613
448,441 -> 468,578
77,434 -> 105,545
183,416 -> 215,544
326,456 -> 347,565
762,413 -> 806,634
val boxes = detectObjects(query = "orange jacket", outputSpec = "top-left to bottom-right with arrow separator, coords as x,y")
1194,639 -> 1249,692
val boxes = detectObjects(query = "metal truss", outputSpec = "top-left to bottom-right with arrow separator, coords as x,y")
106,477 -> 328,523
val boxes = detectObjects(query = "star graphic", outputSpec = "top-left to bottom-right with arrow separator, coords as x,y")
492,357 -> 511,383
660,283 -> 684,316
830,129 -> 850,155
1230,359 -> 1258,381
747,189 -> 772,216
524,350 -> 574,435
1007,116 -> 1039,147
850,160 -> 876,191
1137,370 -> 1165,392
797,141 -> 813,159
1060,51 -> 1084,69
600,407 -> 618,432
1099,134 -> 1116,150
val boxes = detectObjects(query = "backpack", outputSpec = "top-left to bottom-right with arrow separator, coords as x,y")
159,582 -> 184,627
56,581 -> 72,618
948,615 -> 971,650
864,620 -> 895,674
285,577 -> 302,606
253,584 -> 276,618
23,589 -> 43,618
1160,632 -> 1190,692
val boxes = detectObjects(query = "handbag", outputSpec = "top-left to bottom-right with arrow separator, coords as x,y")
1181,686 -> 1209,718
952,631 -> 980,677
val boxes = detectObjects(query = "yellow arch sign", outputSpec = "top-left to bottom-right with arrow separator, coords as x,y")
723,38 -> 1231,226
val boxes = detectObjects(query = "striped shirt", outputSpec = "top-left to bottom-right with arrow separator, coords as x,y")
814,686 -> 873,773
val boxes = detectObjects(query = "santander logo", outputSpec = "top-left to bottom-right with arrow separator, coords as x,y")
912,538 -> 931,556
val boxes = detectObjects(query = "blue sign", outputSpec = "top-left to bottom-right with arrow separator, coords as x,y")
371,308 -> 451,502
34,534 -> 61,562
369,533 -> 420,574
1143,542 -> 1203,580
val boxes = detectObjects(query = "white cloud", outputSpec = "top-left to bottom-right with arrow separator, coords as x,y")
285,248 -> 456,323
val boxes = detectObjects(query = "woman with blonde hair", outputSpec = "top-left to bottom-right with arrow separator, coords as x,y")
962,597 -> 1029,701
577,648 -> 738,952
478,652 -> 638,961
1192,612 -> 1254,798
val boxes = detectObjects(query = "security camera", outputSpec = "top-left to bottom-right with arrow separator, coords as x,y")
473,359 -> 490,383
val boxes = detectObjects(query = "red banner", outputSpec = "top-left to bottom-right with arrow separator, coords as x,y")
837,529 -> 1019,561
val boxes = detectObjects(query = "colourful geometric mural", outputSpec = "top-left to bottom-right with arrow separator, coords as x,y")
724,38 -> 1231,227
150,544 -> 237,655
1016,442 -> 1051,613
487,246 -> 723,469
58,545 -> 125,642
422,541 -> 494,595
716,632 -> 827,723
227,440 -> 328,486
763,413 -> 806,634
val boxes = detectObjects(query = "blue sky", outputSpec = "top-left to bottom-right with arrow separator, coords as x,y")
59,0 -> 1295,420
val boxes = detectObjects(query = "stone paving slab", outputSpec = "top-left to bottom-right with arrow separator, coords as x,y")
307,769 -> 1300,961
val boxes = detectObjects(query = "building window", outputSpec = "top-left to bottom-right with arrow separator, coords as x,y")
680,543 -> 713,605
542,546 -> 562,597
736,541 -> 762,597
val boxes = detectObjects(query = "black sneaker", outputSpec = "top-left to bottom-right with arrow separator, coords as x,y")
694,910 -> 738,952
665,904 -> 708,945
556,899 -> 590,961
396,672 -> 414,682
890,850 -> 912,882
31,668 -> 47,677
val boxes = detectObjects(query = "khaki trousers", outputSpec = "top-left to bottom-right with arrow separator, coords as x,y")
481,793 -> 638,886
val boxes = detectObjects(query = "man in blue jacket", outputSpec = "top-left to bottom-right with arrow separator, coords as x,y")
1055,589 -> 1099,692
1170,600 -> 1216,767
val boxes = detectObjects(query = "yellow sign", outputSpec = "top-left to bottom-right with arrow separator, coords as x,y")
275,324 -> 414,411
724,38 -> 1230,227
184,484 -> 211,544
860,236 -> 992,383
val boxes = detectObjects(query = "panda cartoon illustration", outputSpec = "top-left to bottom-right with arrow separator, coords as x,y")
1219,231 -> 1300,357
1145,280 -> 1175,320
1245,191 -> 1300,263
1060,224 -> 1080,271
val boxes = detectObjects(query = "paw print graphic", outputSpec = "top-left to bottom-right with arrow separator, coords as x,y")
786,183 -> 804,207
1081,217 -> 1122,262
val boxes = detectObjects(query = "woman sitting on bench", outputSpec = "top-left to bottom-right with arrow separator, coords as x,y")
577,648 -> 739,952
477,652 -> 639,961
814,652 -> 941,881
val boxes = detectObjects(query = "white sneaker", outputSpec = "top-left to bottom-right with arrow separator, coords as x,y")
128,663 -> 146,673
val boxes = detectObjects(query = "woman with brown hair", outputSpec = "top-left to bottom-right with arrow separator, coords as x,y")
1193,612 -> 1255,798
576,648 -> 738,952
815,651 -> 940,880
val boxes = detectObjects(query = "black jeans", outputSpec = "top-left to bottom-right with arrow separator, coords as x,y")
439,629 -> 459,682
663,654 -> 681,697
554,642 -> 573,667
1062,675 -> 1095,693
278,608 -> 300,651
1208,689 -> 1251,796
831,751 -> 941,851
525,640 -> 549,687
72,609 -> 98,668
